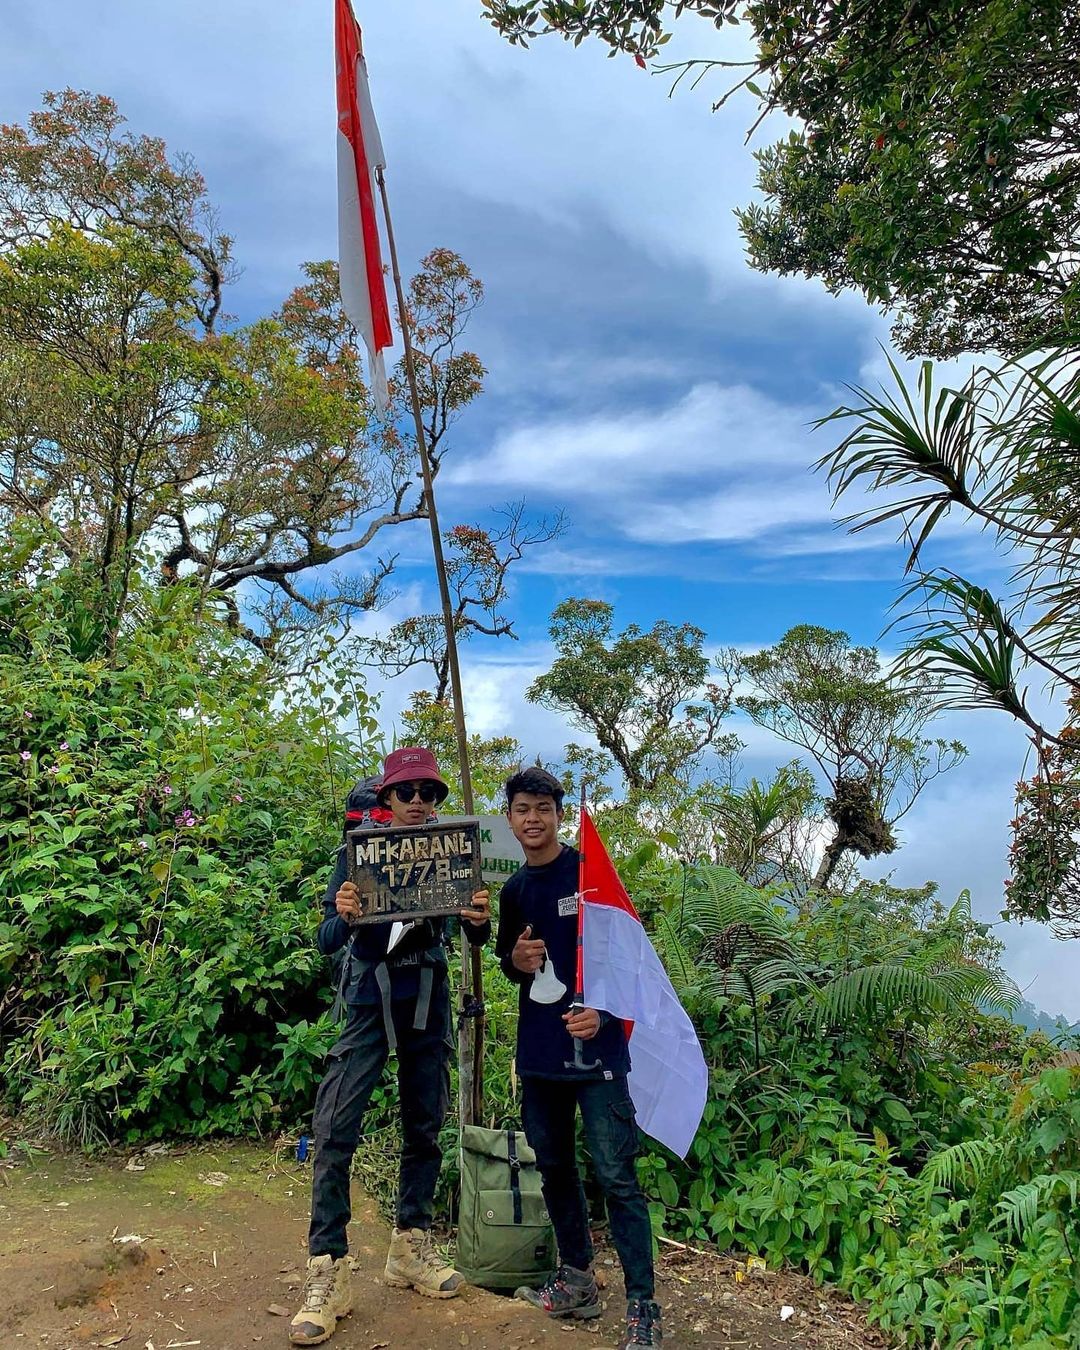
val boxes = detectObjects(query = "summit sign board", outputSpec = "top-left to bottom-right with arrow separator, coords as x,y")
346,819 -> 482,924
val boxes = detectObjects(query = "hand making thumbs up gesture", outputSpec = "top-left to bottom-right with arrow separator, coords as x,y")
511,924 -> 547,974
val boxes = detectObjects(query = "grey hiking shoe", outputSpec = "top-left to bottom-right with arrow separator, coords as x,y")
289,1254 -> 352,1345
515,1263 -> 601,1319
618,1298 -> 663,1347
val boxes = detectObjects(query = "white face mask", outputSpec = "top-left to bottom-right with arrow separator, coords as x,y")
529,955 -> 567,1005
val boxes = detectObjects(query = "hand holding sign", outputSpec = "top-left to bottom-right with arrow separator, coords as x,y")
335,880 -> 364,925
459,888 -> 490,928
346,820 -> 482,924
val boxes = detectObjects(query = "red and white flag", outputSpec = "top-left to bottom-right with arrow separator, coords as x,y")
335,0 -> 393,411
578,808 -> 708,1159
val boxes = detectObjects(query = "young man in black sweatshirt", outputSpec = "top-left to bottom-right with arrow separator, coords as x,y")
290,748 -> 490,1347
495,767 -> 662,1349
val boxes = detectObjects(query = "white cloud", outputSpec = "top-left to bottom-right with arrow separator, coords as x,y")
0,0 -> 856,318
447,381 -> 842,547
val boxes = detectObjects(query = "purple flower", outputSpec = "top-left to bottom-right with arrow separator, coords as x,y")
23,710 -> 32,720
48,765 -> 60,776
137,839 -> 151,851
58,741 -> 70,752
162,785 -> 173,797
232,793 -> 244,803
19,750 -> 31,762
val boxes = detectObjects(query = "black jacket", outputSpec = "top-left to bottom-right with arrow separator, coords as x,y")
495,844 -> 630,1079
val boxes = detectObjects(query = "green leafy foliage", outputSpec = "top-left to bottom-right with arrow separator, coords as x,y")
0,574 -> 380,1143
630,858 -> 1079,1347
484,1 -> 1080,358
820,350 -> 1080,934
853,1064 -> 1080,1346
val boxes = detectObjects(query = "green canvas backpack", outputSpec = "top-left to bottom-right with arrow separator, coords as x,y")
457,1124 -> 555,1290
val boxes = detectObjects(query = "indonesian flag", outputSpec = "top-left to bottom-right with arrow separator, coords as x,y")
578,808 -> 708,1159
335,0 -> 393,411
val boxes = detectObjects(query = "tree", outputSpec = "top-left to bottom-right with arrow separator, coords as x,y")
398,690 -> 528,814
483,1 -> 1080,357
0,222 -> 238,654
0,92 -> 486,660
734,625 -> 966,889
527,597 -> 738,797
0,88 -> 231,331
707,762 -> 819,887
820,350 -> 1080,932
359,504 -> 564,701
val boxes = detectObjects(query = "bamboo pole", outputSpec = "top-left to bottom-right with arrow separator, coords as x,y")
374,166 -> 485,1126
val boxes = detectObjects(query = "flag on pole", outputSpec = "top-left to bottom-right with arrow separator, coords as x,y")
335,0 -> 393,412
578,807 -> 708,1159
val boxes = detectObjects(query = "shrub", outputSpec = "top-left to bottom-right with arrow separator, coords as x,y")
0,577 -> 379,1142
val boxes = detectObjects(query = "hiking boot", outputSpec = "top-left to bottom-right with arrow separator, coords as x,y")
618,1298 -> 663,1347
289,1254 -> 352,1346
515,1263 -> 601,1319
383,1226 -> 464,1298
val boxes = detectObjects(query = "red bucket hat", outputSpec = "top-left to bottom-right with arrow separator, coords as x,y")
377,747 -> 450,804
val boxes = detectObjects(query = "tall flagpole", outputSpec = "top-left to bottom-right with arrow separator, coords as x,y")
374,165 -> 485,1127
575,783 -> 586,1005
564,783 -> 592,1073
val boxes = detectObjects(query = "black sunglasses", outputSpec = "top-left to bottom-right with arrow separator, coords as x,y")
392,783 -> 440,804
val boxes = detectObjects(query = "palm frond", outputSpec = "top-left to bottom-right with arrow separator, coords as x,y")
815,354 -> 982,569
890,571 -> 1032,720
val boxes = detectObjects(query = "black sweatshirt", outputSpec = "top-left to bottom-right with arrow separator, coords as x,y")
495,844 -> 630,1080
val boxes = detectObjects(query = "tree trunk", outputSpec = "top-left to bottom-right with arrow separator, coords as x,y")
812,830 -> 847,892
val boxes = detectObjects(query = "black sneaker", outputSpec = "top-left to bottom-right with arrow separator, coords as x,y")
618,1298 -> 663,1347
514,1264 -> 601,1319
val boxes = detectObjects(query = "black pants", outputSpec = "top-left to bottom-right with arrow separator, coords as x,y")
521,1074 -> 654,1301
308,986 -> 451,1259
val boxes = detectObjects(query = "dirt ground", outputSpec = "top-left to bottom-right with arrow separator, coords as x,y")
0,1141 -> 888,1350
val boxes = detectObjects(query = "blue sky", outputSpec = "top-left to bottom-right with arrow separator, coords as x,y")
3,0 -> 1075,1019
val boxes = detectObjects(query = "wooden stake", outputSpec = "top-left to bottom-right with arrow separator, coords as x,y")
375,166 -> 484,1126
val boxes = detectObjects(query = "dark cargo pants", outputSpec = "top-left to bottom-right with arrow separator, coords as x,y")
521,1073 -> 655,1301
308,983 -> 452,1259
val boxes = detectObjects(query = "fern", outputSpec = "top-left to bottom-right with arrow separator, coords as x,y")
686,865 -> 794,944
653,910 -> 698,996
994,1171 -> 1080,1241
815,963 -> 944,1023
919,1137 -> 999,1195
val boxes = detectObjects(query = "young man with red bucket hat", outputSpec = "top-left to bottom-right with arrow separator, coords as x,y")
290,748 -> 490,1346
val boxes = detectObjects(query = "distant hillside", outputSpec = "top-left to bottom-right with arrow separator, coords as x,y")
1012,1000 -> 1080,1039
